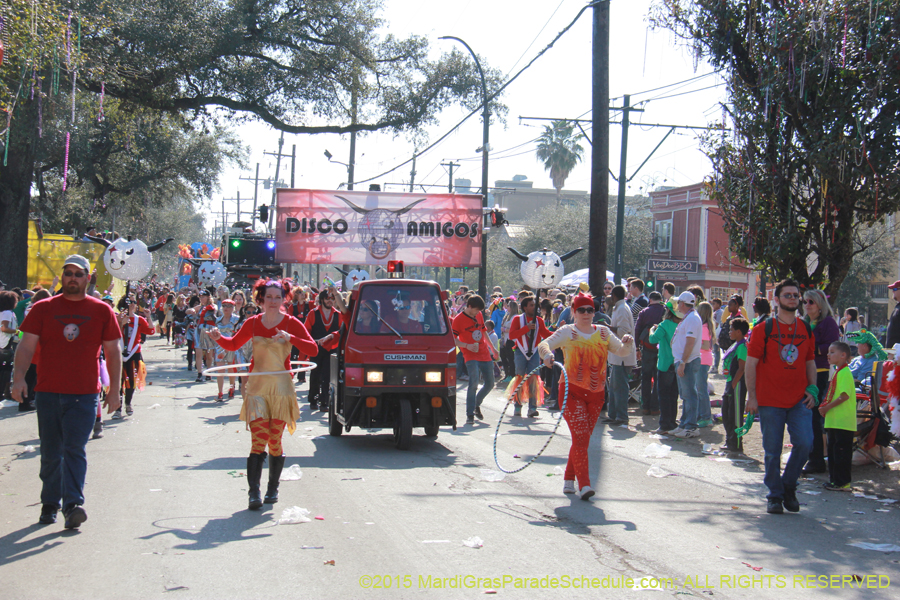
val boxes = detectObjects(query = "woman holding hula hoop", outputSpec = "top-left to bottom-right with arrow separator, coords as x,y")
538,292 -> 634,500
209,278 -> 318,510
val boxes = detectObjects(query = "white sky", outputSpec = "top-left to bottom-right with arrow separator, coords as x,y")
208,0 -> 727,229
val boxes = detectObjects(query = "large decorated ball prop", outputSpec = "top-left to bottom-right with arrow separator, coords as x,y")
520,249 -> 565,289
346,269 -> 370,287
358,209 -> 404,259
104,238 -> 154,281
197,261 -> 227,286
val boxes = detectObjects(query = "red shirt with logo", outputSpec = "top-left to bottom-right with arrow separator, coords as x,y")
20,295 -> 122,394
747,317 -> 815,408
452,311 -> 493,362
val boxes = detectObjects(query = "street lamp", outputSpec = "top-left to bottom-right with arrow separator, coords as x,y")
439,35 -> 490,298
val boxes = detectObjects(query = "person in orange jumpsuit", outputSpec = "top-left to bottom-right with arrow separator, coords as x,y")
538,292 -> 634,500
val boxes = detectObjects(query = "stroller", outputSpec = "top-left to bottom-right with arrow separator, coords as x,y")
173,320 -> 187,348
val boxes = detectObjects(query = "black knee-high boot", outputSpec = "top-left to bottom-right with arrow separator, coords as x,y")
246,453 -> 266,510
264,454 -> 286,504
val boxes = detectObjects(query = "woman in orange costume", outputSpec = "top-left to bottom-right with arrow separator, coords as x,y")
538,292 -> 634,500
210,279 -> 318,510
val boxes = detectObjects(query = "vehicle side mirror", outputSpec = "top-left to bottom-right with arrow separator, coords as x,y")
441,291 -> 450,302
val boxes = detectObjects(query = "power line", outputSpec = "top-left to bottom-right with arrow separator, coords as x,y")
505,0 -> 568,76
629,70 -> 722,98
643,82 -> 725,103
355,1 -> 600,186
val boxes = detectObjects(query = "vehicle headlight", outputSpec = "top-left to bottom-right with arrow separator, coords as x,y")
366,371 -> 383,383
425,371 -> 442,383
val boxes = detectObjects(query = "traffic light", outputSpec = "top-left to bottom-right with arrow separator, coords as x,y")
646,280 -> 654,289
258,205 -> 269,223
387,260 -> 404,278
231,239 -> 242,249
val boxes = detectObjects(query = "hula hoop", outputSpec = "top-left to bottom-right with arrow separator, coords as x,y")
202,360 -> 317,377
493,361 -> 569,474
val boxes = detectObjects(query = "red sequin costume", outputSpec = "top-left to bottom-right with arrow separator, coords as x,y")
538,324 -> 633,491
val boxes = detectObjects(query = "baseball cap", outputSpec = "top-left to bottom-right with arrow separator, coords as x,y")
677,291 -> 696,305
199,289 -> 211,296
63,255 -> 91,272
888,281 -> 900,290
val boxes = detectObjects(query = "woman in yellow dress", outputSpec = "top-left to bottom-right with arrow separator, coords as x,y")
210,279 -> 318,510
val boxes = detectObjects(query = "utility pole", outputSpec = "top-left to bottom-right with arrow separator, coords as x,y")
614,94 -> 633,284
240,163 -> 264,228
291,145 -> 296,188
589,0 -> 610,296
409,152 -> 417,192
342,83 -> 359,290
236,190 -> 241,223
264,132 -> 290,229
442,161 -> 459,291
442,161 -> 459,193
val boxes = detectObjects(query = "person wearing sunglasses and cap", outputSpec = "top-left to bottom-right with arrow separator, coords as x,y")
11,255 -> 123,529
538,292 -> 634,501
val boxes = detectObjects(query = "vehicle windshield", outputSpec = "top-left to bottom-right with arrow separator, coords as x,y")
353,284 -> 449,336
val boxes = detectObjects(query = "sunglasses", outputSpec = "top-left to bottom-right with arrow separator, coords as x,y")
803,299 -> 817,305
781,293 -> 801,299
576,307 -> 595,314
63,270 -> 86,278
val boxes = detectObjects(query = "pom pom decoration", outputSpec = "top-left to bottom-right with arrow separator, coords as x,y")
884,360 -> 900,438
346,269 -> 369,286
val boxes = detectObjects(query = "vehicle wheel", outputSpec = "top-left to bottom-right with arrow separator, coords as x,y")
328,387 -> 342,437
423,426 -> 439,438
393,399 -> 412,450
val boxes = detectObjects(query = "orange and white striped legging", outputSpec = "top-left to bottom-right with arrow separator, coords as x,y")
249,418 -> 287,456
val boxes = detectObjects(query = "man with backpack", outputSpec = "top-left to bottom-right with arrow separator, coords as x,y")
745,279 -> 817,515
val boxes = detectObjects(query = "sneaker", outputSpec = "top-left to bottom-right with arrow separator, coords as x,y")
675,428 -> 700,438
474,407 -> 484,420
545,403 -> 560,411
63,505 -> 88,529
697,419 -> 713,428
317,403 -> 328,413
766,499 -> 784,514
579,486 -> 595,501
125,404 -> 133,416
512,408 -> 522,417
823,482 -> 852,492
528,410 -> 539,418
92,421 -> 103,439
600,417 -> 617,424
217,392 -> 224,402
458,375 -> 469,381
651,427 -> 670,435
563,480 -> 576,494
228,387 -> 235,399
112,409 -> 122,420
39,505 -> 58,525
465,416 -> 475,425
783,488 -> 800,512
205,376 -> 212,382
195,374 -> 203,382
668,427 -> 686,436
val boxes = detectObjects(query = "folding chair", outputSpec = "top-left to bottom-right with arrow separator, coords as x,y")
854,362 -> 895,469
627,362 -> 642,405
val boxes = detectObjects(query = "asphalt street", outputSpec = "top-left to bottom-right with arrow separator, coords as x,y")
1,337 -> 899,599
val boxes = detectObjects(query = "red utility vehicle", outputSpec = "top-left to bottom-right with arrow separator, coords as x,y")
328,278 -> 457,449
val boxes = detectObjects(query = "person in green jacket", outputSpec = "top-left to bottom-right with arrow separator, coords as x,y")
649,300 -> 682,434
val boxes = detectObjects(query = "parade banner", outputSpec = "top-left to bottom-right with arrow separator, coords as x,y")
275,189 -> 484,267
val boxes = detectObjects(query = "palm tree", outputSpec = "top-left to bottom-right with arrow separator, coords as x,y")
535,121 -> 585,205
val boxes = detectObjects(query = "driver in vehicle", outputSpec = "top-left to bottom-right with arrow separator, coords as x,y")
394,293 -> 423,334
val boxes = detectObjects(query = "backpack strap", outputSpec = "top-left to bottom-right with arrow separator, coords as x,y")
762,316 -> 813,363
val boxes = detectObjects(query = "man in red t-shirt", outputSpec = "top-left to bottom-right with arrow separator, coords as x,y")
452,295 -> 497,425
745,278 -> 817,516
12,255 -> 122,529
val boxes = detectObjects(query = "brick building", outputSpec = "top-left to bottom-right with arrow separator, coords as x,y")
648,182 -> 755,301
